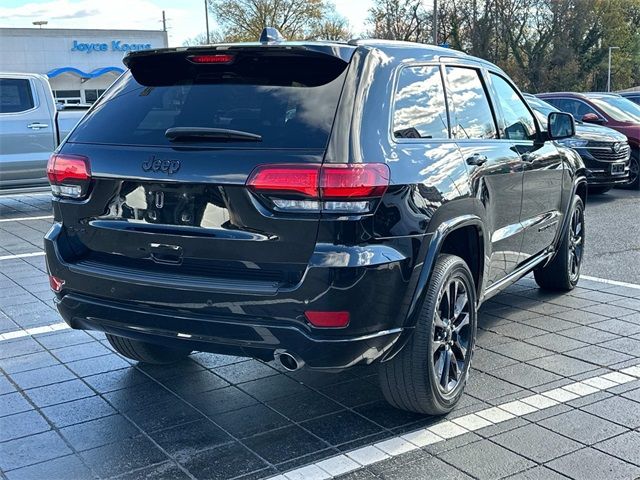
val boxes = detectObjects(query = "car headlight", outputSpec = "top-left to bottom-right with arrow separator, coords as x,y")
556,138 -> 589,148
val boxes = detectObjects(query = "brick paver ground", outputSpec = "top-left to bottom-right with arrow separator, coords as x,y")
1,193 -> 640,480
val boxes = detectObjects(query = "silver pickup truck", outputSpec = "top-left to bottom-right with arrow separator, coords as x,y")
0,73 -> 89,189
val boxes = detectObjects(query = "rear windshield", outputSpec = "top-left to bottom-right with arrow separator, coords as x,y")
68,52 -> 349,149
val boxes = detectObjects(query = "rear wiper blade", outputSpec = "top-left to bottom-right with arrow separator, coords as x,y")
165,127 -> 262,142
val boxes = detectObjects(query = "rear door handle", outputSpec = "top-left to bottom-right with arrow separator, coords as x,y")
27,123 -> 49,130
466,154 -> 488,166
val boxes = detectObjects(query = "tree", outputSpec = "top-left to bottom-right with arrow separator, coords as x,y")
183,31 -> 226,46
208,0 -> 347,42
367,0 -> 432,42
433,0 -> 640,91
312,13 -> 352,41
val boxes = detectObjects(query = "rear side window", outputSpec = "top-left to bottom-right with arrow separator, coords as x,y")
445,67 -> 497,140
393,66 -> 448,139
0,79 -> 35,113
489,74 -> 537,141
68,53 -> 348,149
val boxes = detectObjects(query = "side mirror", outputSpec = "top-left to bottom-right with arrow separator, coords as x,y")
581,112 -> 606,125
548,112 -> 575,140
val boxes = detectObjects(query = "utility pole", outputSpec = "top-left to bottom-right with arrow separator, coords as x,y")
433,0 -> 438,45
607,46 -> 620,92
162,10 -> 167,32
205,0 -> 211,44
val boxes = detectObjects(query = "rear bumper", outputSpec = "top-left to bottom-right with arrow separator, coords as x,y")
55,292 -> 403,370
45,223 -> 422,370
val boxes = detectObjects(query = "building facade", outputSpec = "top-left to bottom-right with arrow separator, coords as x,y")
0,28 -> 168,104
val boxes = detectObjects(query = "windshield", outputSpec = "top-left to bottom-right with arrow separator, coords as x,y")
525,96 -> 559,125
68,53 -> 348,149
587,96 -> 640,123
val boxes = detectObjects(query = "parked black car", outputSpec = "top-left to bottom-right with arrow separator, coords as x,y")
524,94 -> 630,194
619,91 -> 640,105
45,34 -> 586,414
537,92 -> 640,189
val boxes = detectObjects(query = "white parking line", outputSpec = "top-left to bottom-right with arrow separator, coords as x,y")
582,275 -> 640,290
273,364 -> 640,480
0,191 -> 50,197
0,251 -> 45,261
0,215 -> 53,223
0,322 -> 69,341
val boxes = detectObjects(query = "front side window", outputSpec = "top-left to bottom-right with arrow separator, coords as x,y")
0,78 -> 35,113
393,66 -> 448,139
490,74 -> 537,141
445,67 -> 497,140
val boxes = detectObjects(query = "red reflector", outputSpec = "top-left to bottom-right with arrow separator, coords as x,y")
305,311 -> 350,328
47,154 -> 90,184
188,54 -> 235,64
321,164 -> 389,199
247,165 -> 320,197
49,275 -> 65,293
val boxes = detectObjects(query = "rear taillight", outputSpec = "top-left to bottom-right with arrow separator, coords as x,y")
246,163 -> 389,213
47,154 -> 91,199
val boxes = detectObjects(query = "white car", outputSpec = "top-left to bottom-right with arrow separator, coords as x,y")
0,73 -> 89,189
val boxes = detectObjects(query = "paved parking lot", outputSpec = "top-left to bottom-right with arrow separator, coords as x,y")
2,190 -> 640,480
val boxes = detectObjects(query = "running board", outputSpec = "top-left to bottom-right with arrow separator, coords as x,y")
482,251 -> 554,302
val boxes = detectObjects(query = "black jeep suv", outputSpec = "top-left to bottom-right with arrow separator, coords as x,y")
45,35 -> 586,415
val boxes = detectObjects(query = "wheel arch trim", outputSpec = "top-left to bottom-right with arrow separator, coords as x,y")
380,214 -> 485,362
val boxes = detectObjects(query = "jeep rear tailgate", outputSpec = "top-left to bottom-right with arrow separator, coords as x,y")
54,48 -> 353,292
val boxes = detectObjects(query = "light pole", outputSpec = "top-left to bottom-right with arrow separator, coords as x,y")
32,20 -> 48,29
433,0 -> 438,45
204,0 -> 210,44
607,46 -> 619,92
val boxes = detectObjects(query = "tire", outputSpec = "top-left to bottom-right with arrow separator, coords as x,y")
534,195 -> 585,291
106,333 -> 192,364
626,150 -> 639,190
588,186 -> 610,195
379,254 -> 477,415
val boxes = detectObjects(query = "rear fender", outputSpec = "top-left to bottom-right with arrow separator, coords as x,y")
380,206 -> 487,363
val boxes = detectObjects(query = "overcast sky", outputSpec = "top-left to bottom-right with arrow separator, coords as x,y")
0,0 -> 374,46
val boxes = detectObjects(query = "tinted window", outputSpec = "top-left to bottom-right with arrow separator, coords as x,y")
445,67 -> 496,140
393,66 -> 448,139
0,78 -> 35,113
490,74 -> 537,141
69,54 -> 348,149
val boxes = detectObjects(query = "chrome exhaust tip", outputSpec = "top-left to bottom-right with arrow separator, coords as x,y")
274,350 -> 305,371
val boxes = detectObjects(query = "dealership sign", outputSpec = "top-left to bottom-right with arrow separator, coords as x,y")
71,40 -> 152,53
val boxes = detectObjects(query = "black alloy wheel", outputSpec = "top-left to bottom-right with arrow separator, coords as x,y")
379,254 -> 477,415
432,276 -> 472,397
534,194 -> 585,291
568,203 -> 585,285
629,154 -> 639,189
